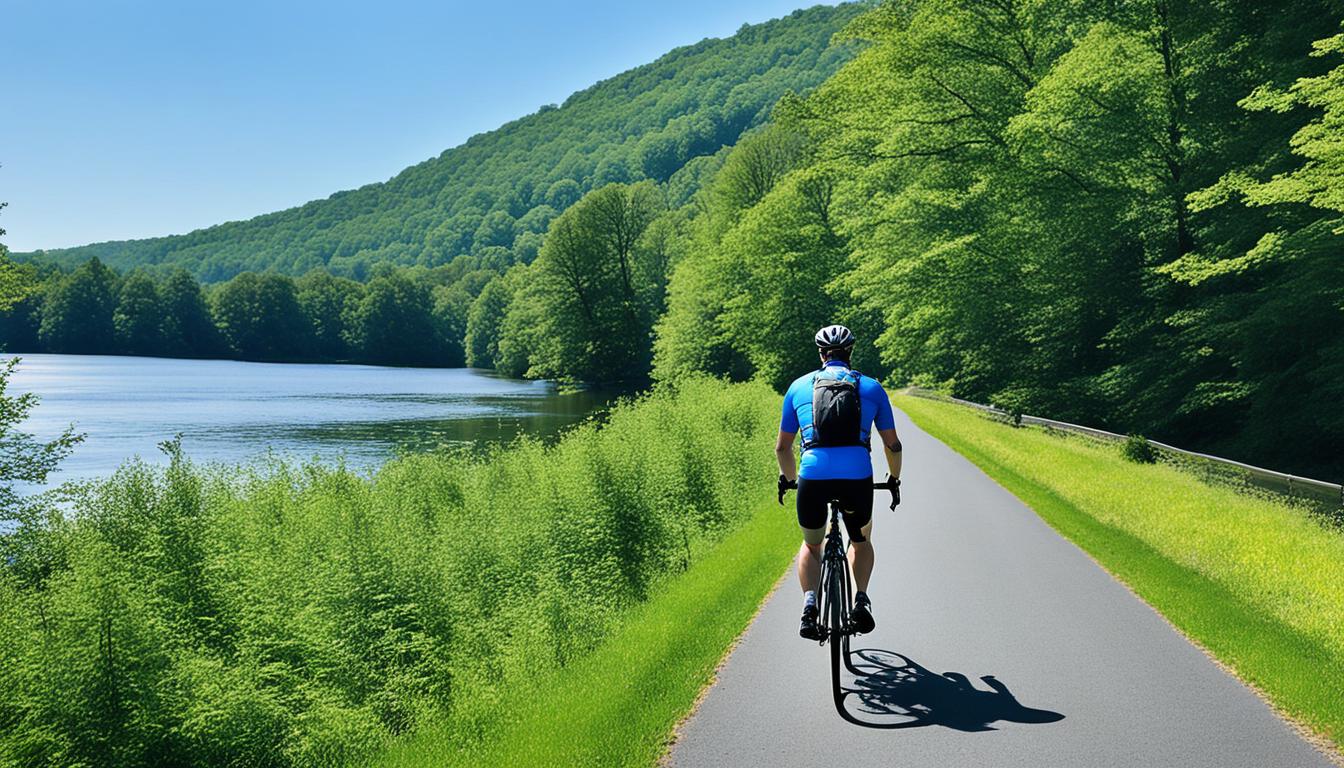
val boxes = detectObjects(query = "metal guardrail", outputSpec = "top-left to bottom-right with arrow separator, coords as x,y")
902,387 -> 1344,508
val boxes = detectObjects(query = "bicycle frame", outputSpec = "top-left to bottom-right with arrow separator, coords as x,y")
815,500 -> 853,644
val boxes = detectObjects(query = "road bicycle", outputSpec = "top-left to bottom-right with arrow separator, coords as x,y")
781,477 -> 900,712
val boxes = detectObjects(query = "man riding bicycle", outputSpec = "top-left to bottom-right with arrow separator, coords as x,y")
776,324 -> 903,641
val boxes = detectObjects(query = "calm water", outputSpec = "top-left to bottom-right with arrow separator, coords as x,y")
6,354 -> 608,489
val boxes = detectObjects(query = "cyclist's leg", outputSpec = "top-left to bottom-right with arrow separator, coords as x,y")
839,479 -> 875,592
795,479 -> 828,639
795,478 -> 827,593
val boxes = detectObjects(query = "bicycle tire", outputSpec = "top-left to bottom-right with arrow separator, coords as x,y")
840,555 -> 862,676
827,553 -> 846,711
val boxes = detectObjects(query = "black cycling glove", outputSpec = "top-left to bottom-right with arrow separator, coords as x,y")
777,474 -> 797,505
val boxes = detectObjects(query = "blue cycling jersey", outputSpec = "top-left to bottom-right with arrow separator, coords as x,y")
780,361 -> 895,480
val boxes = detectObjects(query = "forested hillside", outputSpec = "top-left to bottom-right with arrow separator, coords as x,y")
17,4 -> 861,282
5,0 -> 1342,480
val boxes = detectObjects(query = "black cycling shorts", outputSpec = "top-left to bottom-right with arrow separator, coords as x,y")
796,477 -> 873,542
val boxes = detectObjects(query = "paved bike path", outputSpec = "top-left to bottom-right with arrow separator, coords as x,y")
668,406 -> 1333,767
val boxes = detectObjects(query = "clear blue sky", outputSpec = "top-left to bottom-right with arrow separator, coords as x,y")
2,0 -> 818,252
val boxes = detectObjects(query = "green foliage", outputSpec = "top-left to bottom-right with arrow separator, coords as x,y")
297,269 -> 364,360
1121,434 -> 1158,464
379,497 -> 797,768
0,377 -> 779,767
0,357 -> 83,519
38,257 -> 118,353
463,273 -> 512,368
348,272 -> 450,366
500,182 -> 668,383
111,273 -> 166,355
654,0 -> 1343,480
210,271 -> 312,360
18,6 -> 862,282
159,268 -> 221,357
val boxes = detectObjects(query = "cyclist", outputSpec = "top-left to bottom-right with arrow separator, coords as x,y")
776,324 -> 902,640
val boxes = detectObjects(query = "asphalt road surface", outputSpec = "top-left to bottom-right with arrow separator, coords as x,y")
668,406 -> 1334,767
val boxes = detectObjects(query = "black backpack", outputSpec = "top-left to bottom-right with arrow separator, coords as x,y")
807,368 -> 864,448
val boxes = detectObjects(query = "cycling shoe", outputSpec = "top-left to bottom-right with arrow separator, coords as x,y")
851,594 -> 875,634
799,604 -> 821,640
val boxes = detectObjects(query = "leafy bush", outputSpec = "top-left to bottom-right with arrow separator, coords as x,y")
0,377 -> 778,767
1121,434 -> 1158,464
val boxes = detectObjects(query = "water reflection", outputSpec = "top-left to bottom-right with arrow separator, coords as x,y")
5,354 -> 613,488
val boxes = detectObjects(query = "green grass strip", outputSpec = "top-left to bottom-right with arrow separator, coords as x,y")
374,500 -> 797,767
895,395 -> 1344,757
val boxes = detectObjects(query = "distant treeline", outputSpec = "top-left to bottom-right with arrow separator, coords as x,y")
0,254 -> 510,366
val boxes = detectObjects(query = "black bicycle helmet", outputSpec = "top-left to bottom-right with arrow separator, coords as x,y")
814,324 -> 855,349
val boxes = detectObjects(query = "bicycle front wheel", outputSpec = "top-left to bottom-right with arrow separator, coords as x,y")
826,555 -> 847,711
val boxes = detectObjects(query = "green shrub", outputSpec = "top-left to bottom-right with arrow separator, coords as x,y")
1121,434 -> 1158,464
0,377 -> 779,767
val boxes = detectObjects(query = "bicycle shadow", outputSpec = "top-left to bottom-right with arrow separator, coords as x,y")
838,648 -> 1065,731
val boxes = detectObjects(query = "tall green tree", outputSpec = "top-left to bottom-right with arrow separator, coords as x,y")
210,272 -> 310,359
348,272 -> 442,365
38,257 -> 118,353
159,269 -> 220,357
1165,28 -> 1344,472
524,181 -> 665,382
653,125 -> 807,384
112,273 -> 166,355
0,207 -> 43,351
464,273 -> 513,368
296,269 -> 362,359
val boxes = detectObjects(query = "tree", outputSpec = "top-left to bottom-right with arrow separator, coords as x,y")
38,257 -> 118,353
348,272 -> 442,365
112,273 -> 166,355
709,124 -> 808,221
210,272 -> 310,359
1163,27 -> 1344,476
159,269 -> 220,357
0,208 -> 43,351
472,211 -> 516,251
464,272 -> 513,368
528,182 -> 664,382
296,269 -> 362,359
717,170 -> 853,390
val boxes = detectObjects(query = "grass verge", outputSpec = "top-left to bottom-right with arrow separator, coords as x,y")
373,499 -> 796,767
894,394 -> 1344,758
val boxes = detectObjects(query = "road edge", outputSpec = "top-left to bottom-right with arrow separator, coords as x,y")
658,569 -> 792,766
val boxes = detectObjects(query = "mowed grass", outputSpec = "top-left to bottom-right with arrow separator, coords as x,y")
374,500 -> 797,768
894,394 -> 1344,755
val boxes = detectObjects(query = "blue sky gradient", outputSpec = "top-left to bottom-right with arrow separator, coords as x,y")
3,0 -> 816,251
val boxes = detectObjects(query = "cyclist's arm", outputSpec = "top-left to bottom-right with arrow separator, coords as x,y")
778,388 -> 801,482
873,387 -> 901,480
877,427 -> 902,480
775,430 -> 798,482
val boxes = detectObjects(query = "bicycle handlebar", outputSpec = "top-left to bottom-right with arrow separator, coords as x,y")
777,475 -> 901,510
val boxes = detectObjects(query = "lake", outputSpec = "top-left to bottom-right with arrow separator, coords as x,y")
5,353 -> 609,489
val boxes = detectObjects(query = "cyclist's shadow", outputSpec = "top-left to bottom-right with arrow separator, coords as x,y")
838,648 -> 1065,731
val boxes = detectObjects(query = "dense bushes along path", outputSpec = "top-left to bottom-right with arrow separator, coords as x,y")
0,378 -> 781,767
